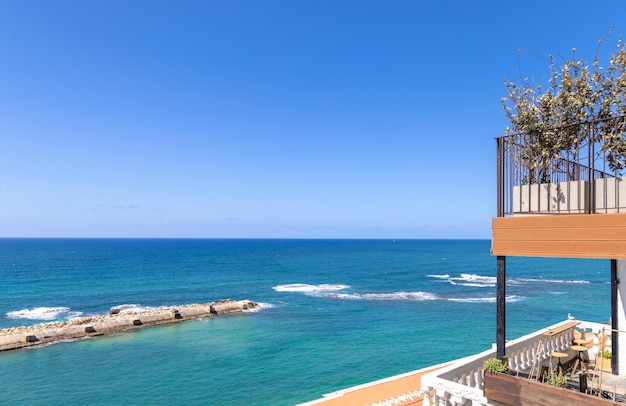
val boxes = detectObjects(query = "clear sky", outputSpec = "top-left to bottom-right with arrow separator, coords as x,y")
1,1 -> 624,239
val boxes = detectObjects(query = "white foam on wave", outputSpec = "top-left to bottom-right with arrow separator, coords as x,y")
6,307 -> 83,321
272,284 -> 350,293
427,273 -> 497,287
272,282 -> 515,304
434,274 -> 590,287
244,302 -> 275,312
324,291 -> 438,301
448,295 -> 521,303
457,283 -> 493,288
515,278 -> 590,284
110,304 -> 155,313
273,283 -> 438,301
440,273 -> 497,287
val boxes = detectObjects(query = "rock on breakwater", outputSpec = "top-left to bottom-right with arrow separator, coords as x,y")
0,299 -> 257,352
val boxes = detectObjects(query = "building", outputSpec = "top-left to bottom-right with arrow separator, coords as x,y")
304,118 -> 626,405
422,117 -> 626,405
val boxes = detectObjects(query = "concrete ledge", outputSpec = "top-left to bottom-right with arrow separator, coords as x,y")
0,299 -> 258,352
211,299 -> 245,315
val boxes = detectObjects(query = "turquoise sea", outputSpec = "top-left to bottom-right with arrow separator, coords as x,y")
0,239 -> 611,405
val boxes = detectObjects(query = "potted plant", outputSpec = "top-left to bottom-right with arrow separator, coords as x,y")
483,357 -> 510,374
542,369 -> 567,388
599,349 -> 613,372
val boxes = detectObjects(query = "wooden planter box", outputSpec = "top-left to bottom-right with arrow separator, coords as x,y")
513,181 -> 589,214
483,372 -> 618,406
595,177 -> 626,213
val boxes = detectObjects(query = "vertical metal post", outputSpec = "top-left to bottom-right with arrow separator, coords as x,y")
496,138 -> 504,217
611,259 -> 619,375
497,256 -> 506,359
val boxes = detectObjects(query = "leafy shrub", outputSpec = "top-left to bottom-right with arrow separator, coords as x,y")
543,370 -> 567,387
483,357 -> 510,374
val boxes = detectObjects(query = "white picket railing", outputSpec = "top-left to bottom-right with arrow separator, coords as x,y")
421,320 -> 605,406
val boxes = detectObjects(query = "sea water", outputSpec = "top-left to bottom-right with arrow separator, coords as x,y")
0,239 -> 611,405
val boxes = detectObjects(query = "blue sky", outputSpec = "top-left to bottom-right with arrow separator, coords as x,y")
1,1 -> 624,238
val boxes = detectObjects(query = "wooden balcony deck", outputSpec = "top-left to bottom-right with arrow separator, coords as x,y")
492,212 -> 626,259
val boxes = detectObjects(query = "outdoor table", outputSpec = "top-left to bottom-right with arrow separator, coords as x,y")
551,351 -> 568,374
570,345 -> 589,377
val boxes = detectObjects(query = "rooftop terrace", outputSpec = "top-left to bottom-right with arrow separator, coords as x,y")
303,319 -> 624,406
496,116 -> 626,218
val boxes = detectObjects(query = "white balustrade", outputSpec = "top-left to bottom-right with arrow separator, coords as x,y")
420,320 -> 592,406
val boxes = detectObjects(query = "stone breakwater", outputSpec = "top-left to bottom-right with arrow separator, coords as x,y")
0,299 -> 257,352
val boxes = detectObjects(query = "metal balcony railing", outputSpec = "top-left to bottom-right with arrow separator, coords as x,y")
496,117 -> 626,217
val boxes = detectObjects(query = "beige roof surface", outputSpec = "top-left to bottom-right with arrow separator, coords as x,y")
300,363 -> 448,406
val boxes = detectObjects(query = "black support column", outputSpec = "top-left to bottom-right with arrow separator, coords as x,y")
611,259 -> 619,375
496,255 -> 506,359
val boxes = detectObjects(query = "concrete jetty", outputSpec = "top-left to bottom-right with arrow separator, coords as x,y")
0,299 -> 257,352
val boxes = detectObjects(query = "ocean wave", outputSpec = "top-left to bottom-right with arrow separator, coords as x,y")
6,307 -> 83,321
272,284 -> 350,293
515,278 -> 590,284
110,304 -> 155,313
453,282 -> 494,288
448,295 -> 520,303
244,302 -> 275,312
272,282 -> 520,303
427,273 -> 590,289
454,273 -> 496,285
324,291 -> 438,301
429,273 -> 496,287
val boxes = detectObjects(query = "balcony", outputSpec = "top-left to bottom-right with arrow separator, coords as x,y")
420,319 -> 622,406
496,117 -> 626,217
492,117 -> 626,260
